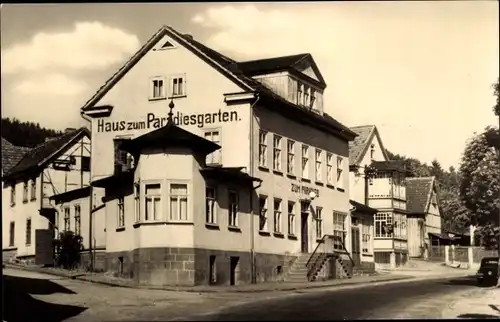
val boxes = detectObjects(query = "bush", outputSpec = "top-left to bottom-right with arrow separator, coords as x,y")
53,231 -> 84,270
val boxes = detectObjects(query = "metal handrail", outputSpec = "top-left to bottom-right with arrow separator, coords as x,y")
305,234 -> 327,268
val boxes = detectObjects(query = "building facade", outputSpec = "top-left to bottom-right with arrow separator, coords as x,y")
80,25 -> 357,286
2,128 -> 95,265
406,176 -> 442,258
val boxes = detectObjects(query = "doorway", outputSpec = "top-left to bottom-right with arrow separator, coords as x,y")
351,227 -> 361,266
229,256 -> 239,286
301,212 -> 309,253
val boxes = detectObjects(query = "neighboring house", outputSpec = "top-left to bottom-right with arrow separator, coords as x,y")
1,128 -> 95,265
349,125 -> 409,269
1,138 -> 32,176
406,176 -> 442,258
80,25 -> 358,286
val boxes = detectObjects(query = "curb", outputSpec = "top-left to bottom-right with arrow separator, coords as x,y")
2,263 -> 440,294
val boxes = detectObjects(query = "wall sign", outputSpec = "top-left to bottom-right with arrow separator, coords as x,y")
291,183 -> 320,198
97,110 -> 240,133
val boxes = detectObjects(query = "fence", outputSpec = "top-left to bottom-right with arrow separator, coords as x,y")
445,245 -> 498,269
429,245 -> 446,261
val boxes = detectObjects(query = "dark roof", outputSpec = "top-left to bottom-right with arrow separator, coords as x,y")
350,200 -> 378,215
237,53 -> 326,87
200,166 -> 262,184
348,125 -> 389,166
1,138 -> 31,174
3,128 -> 90,180
428,232 -> 455,241
91,170 -> 134,188
121,121 -> 220,156
371,160 -> 410,174
49,186 -> 91,205
80,25 -> 356,142
406,177 -> 436,214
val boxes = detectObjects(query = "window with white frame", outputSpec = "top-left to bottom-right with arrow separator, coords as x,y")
273,198 -> 282,233
375,213 -> 393,238
10,185 -> 15,206
336,156 -> 344,188
170,183 -> 188,221
118,197 -> 125,228
74,205 -> 81,236
258,130 -> 268,167
9,221 -> 15,246
64,207 -> 70,232
145,184 -> 161,221
30,179 -> 36,201
22,181 -> 28,203
326,153 -> 334,185
315,207 -> 323,238
206,187 -> 217,224
301,145 -> 310,179
204,130 -> 221,165
134,183 -> 140,223
298,84 -> 304,105
26,218 -> 32,245
333,211 -> 346,250
228,191 -> 239,227
362,220 -> 371,253
315,149 -> 322,182
170,75 -> 186,97
288,201 -> 295,236
150,77 -> 166,99
273,135 -> 282,171
259,195 -> 268,231
287,140 -> 295,175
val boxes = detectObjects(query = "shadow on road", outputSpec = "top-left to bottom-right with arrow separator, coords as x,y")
457,313 -> 499,319
439,276 -> 495,288
2,274 -> 87,322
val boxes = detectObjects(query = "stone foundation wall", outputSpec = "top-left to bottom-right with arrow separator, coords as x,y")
104,247 -> 293,287
2,249 -> 17,263
80,250 -> 107,272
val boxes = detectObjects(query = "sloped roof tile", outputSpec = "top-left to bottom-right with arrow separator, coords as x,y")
406,176 -> 435,214
1,138 -> 32,175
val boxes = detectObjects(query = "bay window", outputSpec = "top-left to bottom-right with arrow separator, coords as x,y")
375,213 -> 393,238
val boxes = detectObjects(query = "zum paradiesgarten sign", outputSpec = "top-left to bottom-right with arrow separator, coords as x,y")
97,110 -> 240,133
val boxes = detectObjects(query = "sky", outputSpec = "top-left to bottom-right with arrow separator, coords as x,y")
1,2 -> 498,169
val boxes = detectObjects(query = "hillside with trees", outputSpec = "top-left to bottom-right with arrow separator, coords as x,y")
1,117 -> 63,148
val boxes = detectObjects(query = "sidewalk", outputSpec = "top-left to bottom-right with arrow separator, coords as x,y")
4,262 -> 417,293
441,287 -> 500,319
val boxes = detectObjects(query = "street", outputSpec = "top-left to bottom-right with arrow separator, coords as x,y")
1,267 -> 490,321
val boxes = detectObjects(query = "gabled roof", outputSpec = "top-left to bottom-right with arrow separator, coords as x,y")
3,128 -> 90,181
348,125 -> 389,166
121,120 -> 220,156
237,53 -> 326,88
80,25 -> 356,142
1,138 -> 31,175
406,176 -> 437,214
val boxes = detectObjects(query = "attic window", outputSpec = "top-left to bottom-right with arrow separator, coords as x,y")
159,40 -> 175,50
370,144 -> 375,160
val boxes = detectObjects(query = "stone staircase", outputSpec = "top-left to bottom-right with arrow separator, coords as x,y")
283,252 -> 354,282
284,253 -> 311,282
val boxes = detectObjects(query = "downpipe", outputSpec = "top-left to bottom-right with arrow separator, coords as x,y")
249,93 -> 260,284
81,112 -> 95,272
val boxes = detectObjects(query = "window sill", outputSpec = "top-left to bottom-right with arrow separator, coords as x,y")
168,95 -> 187,99
273,232 -> 285,238
301,178 -> 311,183
228,226 -> 241,232
22,200 -> 28,204
25,243 -> 31,246
336,187 -> 345,193
133,220 -> 193,228
326,184 -> 335,189
148,97 -> 167,102
288,234 -> 298,240
5,246 -> 17,250
259,230 -> 271,236
116,227 -> 126,232
258,166 -> 270,172
362,253 -> 373,257
205,223 -> 220,230
10,203 -> 15,207
272,170 -> 284,176
315,181 -> 324,186
30,198 -> 36,202
286,173 -> 296,179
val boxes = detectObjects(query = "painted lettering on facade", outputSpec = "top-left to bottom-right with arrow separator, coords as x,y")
97,110 -> 240,133
291,183 -> 320,198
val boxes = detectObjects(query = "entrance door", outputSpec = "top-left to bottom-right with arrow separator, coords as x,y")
351,227 -> 361,266
229,256 -> 239,286
301,212 -> 309,253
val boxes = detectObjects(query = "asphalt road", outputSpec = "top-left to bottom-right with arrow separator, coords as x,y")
181,276 -> 489,321
2,268 -> 489,322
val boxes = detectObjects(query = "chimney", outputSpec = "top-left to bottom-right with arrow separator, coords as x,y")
65,127 -> 76,133
183,34 -> 193,41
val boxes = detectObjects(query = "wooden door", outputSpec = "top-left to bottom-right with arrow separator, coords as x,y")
351,227 -> 361,266
301,212 -> 309,253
